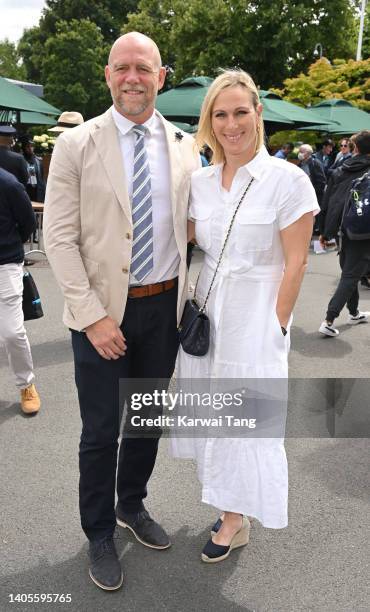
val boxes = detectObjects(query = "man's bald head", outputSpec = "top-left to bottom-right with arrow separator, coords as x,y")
105,31 -> 166,123
108,32 -> 162,70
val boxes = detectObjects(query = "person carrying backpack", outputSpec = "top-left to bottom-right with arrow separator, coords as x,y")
318,130 -> 370,337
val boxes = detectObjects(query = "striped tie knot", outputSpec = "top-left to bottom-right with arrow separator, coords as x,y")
132,124 -> 147,138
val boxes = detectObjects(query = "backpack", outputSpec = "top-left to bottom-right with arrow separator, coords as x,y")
341,171 -> 370,240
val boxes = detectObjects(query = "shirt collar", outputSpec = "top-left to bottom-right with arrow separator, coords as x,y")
111,105 -> 156,137
206,145 -> 271,181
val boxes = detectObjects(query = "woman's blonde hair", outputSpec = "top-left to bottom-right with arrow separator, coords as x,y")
196,69 -> 264,165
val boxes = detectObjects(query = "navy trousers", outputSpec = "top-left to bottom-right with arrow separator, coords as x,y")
71,283 -> 179,541
326,237 -> 370,322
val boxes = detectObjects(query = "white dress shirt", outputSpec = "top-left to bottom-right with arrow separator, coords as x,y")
111,106 -> 179,285
112,107 -> 180,286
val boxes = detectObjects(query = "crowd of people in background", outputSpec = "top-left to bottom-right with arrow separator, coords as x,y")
0,109 -> 370,417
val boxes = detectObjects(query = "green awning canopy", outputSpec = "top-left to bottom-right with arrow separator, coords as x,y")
299,99 -> 370,134
20,111 -> 58,126
156,77 -> 213,124
171,121 -> 198,134
156,78 -> 295,132
0,76 -> 60,115
259,90 -> 339,128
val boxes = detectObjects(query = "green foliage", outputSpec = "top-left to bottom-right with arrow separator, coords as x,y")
275,57 -> 370,111
42,19 -> 111,119
0,39 -> 26,80
18,0 -> 140,84
18,27 -> 47,83
269,130 -> 322,149
361,2 -> 370,59
124,0 -> 360,88
41,0 -> 139,41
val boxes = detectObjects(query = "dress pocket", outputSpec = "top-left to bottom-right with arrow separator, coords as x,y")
235,209 -> 276,253
192,205 -> 213,251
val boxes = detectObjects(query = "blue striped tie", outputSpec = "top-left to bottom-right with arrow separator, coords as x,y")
130,124 -> 153,282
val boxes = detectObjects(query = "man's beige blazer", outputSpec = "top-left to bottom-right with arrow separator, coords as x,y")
44,108 -> 200,331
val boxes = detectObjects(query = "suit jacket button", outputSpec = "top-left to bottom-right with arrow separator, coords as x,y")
122,267 -> 128,273
125,232 -> 131,240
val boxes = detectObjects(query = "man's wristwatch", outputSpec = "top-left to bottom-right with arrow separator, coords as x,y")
281,326 -> 287,336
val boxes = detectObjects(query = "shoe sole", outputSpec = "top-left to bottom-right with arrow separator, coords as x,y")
89,569 -> 123,591
201,523 -> 250,563
319,329 -> 339,337
348,319 -> 369,325
21,408 -> 40,415
201,528 -> 250,564
116,517 -> 171,550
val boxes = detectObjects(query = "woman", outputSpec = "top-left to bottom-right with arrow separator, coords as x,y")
172,70 -> 320,562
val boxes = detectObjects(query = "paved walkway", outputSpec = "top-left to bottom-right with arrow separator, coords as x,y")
0,250 -> 369,611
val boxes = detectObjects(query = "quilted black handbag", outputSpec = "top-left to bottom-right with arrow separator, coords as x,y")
22,270 -> 44,321
178,298 -> 210,356
179,177 -> 254,356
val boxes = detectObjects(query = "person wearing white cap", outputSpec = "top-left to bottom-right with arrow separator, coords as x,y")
48,111 -> 84,134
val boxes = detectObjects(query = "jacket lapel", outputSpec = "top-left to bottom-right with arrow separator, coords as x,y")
90,109 -> 132,223
160,113 -> 184,220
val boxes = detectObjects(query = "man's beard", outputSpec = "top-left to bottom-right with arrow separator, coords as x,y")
113,92 -> 149,116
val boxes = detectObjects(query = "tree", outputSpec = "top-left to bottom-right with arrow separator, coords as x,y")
361,1 -> 370,59
41,0 -> 139,41
274,57 -> 370,111
0,39 -> 26,80
124,0 -> 360,88
18,0 -> 140,83
42,19 -> 111,119
17,27 -> 47,83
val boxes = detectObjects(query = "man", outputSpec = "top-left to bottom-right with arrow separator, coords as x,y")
0,167 -> 41,413
47,110 -> 84,135
318,130 -> 370,337
19,137 -> 46,202
298,144 -> 326,205
314,138 -> 335,177
0,125 -> 29,186
298,144 -> 326,234
44,32 -> 200,591
274,142 -> 294,160
327,138 -> 352,178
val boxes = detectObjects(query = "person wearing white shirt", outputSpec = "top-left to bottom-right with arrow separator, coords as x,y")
172,70 -> 320,563
44,32 -> 200,590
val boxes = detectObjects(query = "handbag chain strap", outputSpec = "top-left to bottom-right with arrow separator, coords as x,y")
195,176 -> 255,312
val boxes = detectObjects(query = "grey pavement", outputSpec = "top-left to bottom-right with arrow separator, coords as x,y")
0,250 -> 369,612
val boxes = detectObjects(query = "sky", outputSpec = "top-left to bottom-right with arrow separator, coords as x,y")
0,0 -> 46,43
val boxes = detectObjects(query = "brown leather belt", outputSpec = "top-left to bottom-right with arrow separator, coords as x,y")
127,278 -> 177,298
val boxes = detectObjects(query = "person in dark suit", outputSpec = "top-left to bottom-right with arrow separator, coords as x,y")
298,144 -> 326,234
0,167 -> 40,414
0,125 -> 29,187
314,138 -> 335,177
298,145 -> 327,205
19,137 -> 46,202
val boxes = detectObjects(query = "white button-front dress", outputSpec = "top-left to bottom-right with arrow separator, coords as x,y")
172,146 -> 320,529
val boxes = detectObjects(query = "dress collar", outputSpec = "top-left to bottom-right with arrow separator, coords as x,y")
205,145 -> 271,181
